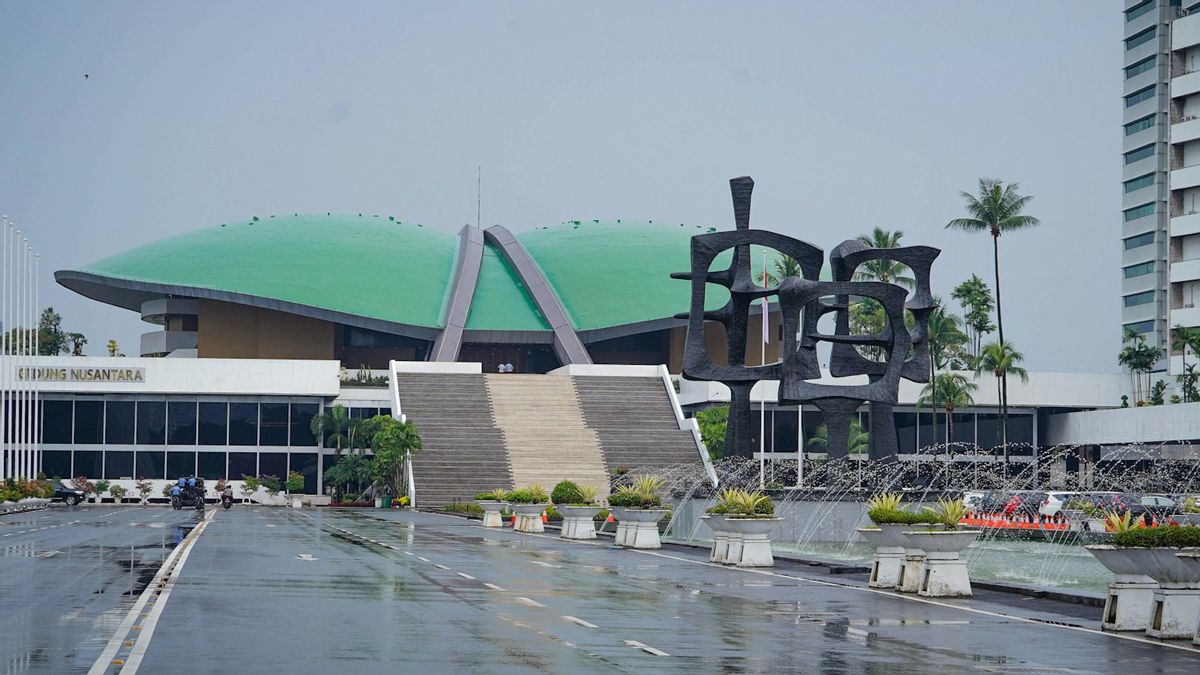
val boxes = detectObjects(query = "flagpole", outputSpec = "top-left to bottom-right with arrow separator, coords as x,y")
759,249 -> 767,490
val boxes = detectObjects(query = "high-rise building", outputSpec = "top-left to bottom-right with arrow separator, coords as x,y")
1167,3 -> 1200,374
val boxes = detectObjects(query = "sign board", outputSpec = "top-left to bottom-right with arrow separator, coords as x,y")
16,367 -> 146,383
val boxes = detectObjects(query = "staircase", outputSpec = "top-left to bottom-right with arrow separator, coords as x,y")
484,374 -> 610,499
572,376 -> 704,472
394,373 -> 511,507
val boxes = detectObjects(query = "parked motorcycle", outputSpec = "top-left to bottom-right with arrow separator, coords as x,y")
221,487 -> 233,510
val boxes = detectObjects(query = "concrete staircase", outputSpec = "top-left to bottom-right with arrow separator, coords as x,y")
484,374 -> 610,499
394,373 -> 511,507
572,376 -> 704,472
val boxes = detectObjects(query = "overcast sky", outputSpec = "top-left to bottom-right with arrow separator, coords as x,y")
0,1 -> 1121,370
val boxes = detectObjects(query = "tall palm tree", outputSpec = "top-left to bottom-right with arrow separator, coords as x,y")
917,373 -> 977,447
975,340 -> 1029,463
1118,328 -> 1160,402
1171,325 -> 1200,402
310,405 -> 356,458
807,418 -> 870,455
925,302 -> 968,445
854,227 -> 915,288
773,254 -> 803,281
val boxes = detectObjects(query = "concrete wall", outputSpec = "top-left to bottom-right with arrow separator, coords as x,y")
197,300 -> 335,360
1043,401 -> 1200,445
17,356 -> 341,396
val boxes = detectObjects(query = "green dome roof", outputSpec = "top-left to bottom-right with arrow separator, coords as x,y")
58,214 -> 796,338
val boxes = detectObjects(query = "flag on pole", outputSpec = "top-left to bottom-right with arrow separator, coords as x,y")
762,250 -> 770,345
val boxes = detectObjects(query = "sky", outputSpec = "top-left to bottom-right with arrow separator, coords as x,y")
0,1 -> 1122,370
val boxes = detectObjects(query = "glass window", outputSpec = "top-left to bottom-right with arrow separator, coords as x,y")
894,412 -> 917,454
73,400 -> 103,445
1124,86 -> 1155,108
289,453 -> 319,494
1123,174 -> 1154,193
42,450 -> 71,479
258,452 -> 287,482
1125,319 -> 1155,334
197,452 -> 226,480
228,452 -> 257,479
1123,202 -> 1154,221
228,402 -> 257,446
380,407 -> 392,418
951,413 -> 974,446
135,450 -> 165,480
198,402 -> 228,445
771,407 -> 798,454
350,407 -> 379,420
136,401 -> 165,445
290,403 -> 317,446
1125,290 -> 1156,307
105,450 -> 133,479
259,403 -> 289,446
1126,1 -> 1153,21
1124,261 -> 1155,278
917,412 -> 936,452
1124,145 -> 1155,164
976,414 -> 1000,450
1125,56 -> 1155,79
1008,415 -> 1034,450
73,450 -> 102,479
105,401 -> 134,445
166,451 -> 196,479
167,401 -> 197,445
42,400 -> 72,444
1124,231 -> 1154,249
1125,27 -> 1156,51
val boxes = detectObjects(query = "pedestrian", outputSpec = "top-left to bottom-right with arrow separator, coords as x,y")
505,362 -> 514,373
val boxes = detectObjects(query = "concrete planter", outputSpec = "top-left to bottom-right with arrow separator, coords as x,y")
1116,547 -> 1200,639
858,526 -> 908,588
904,530 -> 978,597
289,494 -> 304,509
1174,552 -> 1200,645
611,507 -> 668,549
474,500 -> 508,528
703,515 -> 734,563
511,503 -> 549,533
557,505 -> 602,539
1085,545 -> 1158,632
723,518 -> 781,567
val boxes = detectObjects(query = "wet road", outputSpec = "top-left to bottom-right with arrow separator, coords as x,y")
107,508 -> 1200,674
0,505 -> 203,674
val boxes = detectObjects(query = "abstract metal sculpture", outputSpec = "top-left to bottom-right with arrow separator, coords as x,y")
675,177 -> 940,460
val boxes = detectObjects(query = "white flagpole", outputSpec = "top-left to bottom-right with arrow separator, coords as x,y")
33,253 -> 39,478
0,217 -> 6,479
15,235 -> 24,478
759,249 -> 767,490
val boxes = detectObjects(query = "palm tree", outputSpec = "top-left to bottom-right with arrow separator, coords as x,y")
807,418 -> 869,455
854,227 -> 915,288
949,274 -> 995,358
925,302 -> 968,445
916,373 -> 977,447
773,254 -> 803,281
1118,328 -> 1160,403
310,405 -> 357,458
975,341 -> 1029,462
1171,325 -> 1200,402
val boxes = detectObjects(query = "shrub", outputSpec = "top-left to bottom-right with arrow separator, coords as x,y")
545,504 -> 560,521
507,485 -> 547,503
869,506 -> 939,526
259,474 -> 282,497
593,508 -> 610,522
474,489 -> 509,501
135,479 -> 153,499
285,471 -> 304,494
607,486 -> 644,507
344,493 -> 359,503
1114,525 -> 1200,548
161,484 -> 174,498
442,502 -> 484,516
241,475 -> 260,495
924,497 -> 968,530
710,489 -> 775,518
109,485 -> 127,500
94,480 -> 111,496
867,493 -> 903,513
551,481 -> 585,505
1106,510 -> 1143,533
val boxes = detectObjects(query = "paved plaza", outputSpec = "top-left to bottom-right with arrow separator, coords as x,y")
3,506 -> 1200,673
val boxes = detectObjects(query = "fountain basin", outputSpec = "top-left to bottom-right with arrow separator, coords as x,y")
903,530 -> 979,554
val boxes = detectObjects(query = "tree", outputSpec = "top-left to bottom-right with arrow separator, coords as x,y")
369,415 -> 421,497
853,228 -> 915,288
67,333 -> 87,356
916,372 -> 977,447
807,418 -> 869,455
773,254 -> 803,281
1148,379 -> 1168,406
975,340 -> 1029,462
1179,364 -> 1200,404
925,301 -> 968,445
324,453 -> 373,499
38,308 -> 68,355
695,406 -> 728,461
106,339 -> 123,357
1118,329 -> 1160,403
950,275 -> 995,358
310,405 -> 357,458
1172,325 -> 1200,402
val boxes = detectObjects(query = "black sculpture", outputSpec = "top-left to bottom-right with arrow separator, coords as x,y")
675,177 -> 940,460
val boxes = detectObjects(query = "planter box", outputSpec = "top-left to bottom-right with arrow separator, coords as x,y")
704,515 -> 733,563
510,503 -> 548,533
289,494 -> 305,509
557,505 -> 602,539
723,518 -> 781,567
858,527 -> 906,588
611,507 -> 667,549
1121,547 -> 1200,640
1085,545 -> 1157,631
904,530 -> 979,597
475,500 -> 508,528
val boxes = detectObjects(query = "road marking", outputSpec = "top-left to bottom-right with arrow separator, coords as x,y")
561,615 -> 598,628
483,583 -> 506,591
434,563 -> 450,570
456,572 -> 476,580
401,551 -> 414,556
515,596 -> 545,608
623,640 -> 669,656
296,554 -> 319,561
417,556 -> 430,562
530,560 -> 562,569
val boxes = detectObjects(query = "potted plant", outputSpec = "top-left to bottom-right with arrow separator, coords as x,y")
473,488 -> 510,528
1101,521 -> 1200,639
240,475 -> 260,503
719,489 -> 781,567
109,484 -> 127,504
72,476 -> 96,504
135,479 -> 153,505
507,485 -> 549,533
260,474 -> 282,504
285,471 -> 305,508
609,475 -> 669,549
857,493 -> 914,588
93,480 -> 111,504
1085,518 -> 1160,632
551,481 -> 603,540
903,497 -> 979,597
704,489 -> 737,563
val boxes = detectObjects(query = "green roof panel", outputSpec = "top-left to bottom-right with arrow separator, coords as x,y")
464,242 -> 550,330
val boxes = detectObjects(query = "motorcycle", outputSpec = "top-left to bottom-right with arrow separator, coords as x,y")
171,494 -> 182,510
193,487 -> 205,512
221,488 -> 233,510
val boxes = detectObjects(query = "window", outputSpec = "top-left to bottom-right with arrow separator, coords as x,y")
1124,145 -> 1155,164
104,451 -> 133,479
1124,232 -> 1155,249
1123,174 -> 1154,193
73,400 -> 103,445
166,451 -> 196,479
1124,261 -> 1155,278
1123,202 -> 1155,221
290,403 -> 318,446
1124,115 -> 1155,136
197,451 -> 226,480
1125,319 -> 1155,334
289,453 -> 319,494
136,401 -> 165,445
1125,56 -> 1155,79
105,401 -> 134,444
1126,1 -> 1153,22
42,400 -> 72,444
227,452 -> 256,479
258,452 -> 287,481
1124,291 -> 1156,306
135,450 -> 165,480
228,402 -> 257,446
259,403 -> 289,446
167,401 -> 197,445
42,450 -> 71,479
1125,86 -> 1156,108
73,450 -> 102,479
1125,27 -> 1156,51
198,402 -> 228,445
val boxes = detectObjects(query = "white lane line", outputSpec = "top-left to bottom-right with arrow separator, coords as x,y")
623,640 -> 670,657
456,572 -> 476,580
561,615 -> 598,628
483,583 -> 506,591
529,560 -> 562,569
401,551 -> 414,556
417,556 -> 430,562
434,563 -> 451,570
515,596 -> 545,608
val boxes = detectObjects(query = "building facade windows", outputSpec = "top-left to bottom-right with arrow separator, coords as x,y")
1125,319 -> 1156,334
1126,27 -> 1157,51
1123,174 -> 1155,193
1124,145 -> 1156,164
1126,1 -> 1154,22
1125,57 -> 1156,80
1125,261 -> 1156,278
1125,86 -> 1156,108
1123,202 -> 1155,221
1124,231 -> 1155,249
1124,115 -> 1155,136
137,401 -> 166,445
1124,290 -> 1156,307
